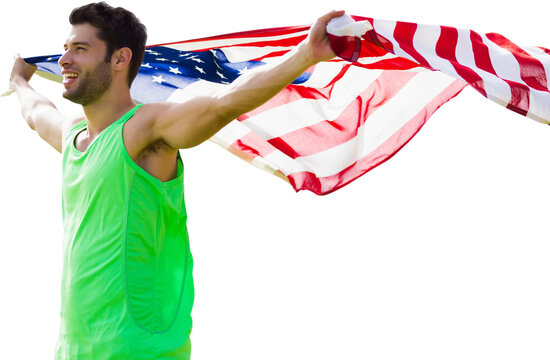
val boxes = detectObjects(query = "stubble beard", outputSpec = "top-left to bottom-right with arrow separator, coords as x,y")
63,61 -> 113,106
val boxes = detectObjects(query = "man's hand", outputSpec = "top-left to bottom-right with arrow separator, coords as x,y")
302,10 -> 346,63
9,55 -> 37,90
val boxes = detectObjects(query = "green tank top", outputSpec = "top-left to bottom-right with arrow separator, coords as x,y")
57,105 -> 194,360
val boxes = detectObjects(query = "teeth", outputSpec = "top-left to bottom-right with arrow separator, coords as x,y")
64,73 -> 78,78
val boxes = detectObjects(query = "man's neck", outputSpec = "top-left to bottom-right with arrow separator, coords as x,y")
82,87 -> 135,138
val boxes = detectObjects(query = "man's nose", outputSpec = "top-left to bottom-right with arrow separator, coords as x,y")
58,51 -> 71,68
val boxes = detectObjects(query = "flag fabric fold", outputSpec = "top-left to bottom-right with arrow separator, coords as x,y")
329,15 -> 550,124
22,15 -> 550,195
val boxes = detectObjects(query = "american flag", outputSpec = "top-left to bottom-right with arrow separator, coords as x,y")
25,15 -> 550,195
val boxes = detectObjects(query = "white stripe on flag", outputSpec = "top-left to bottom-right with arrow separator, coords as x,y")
411,24 -> 444,70
167,79 -> 228,102
212,120 -> 252,148
454,28 -> 513,106
241,67 -> 383,139
481,34 -> 523,84
356,52 -> 401,65
356,71 -> 456,159
523,45 -> 550,94
455,28 -> 477,68
165,30 -> 309,52
372,19 -> 416,64
300,61 -> 347,88
527,89 -> 550,124
219,46 -> 293,63
264,70 -> 457,178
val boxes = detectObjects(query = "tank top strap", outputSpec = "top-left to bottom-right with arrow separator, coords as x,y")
62,104 -> 143,153
116,104 -> 143,126
63,119 -> 87,153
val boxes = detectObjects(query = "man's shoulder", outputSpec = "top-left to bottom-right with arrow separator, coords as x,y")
133,102 -> 174,127
61,115 -> 86,137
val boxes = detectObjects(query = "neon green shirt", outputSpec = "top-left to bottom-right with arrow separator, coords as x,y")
56,105 -> 194,359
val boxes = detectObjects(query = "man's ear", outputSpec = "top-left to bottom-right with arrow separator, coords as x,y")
112,47 -> 133,71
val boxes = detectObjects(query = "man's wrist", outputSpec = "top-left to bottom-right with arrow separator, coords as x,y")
10,74 -> 30,90
294,41 -> 318,69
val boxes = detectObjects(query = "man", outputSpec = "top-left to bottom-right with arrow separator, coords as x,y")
9,1 -> 344,359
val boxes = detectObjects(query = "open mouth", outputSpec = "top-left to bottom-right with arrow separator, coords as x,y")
63,72 -> 79,85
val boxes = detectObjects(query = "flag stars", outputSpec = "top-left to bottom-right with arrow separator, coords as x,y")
152,75 -> 165,84
138,46 -> 260,87
169,67 -> 182,75
238,66 -> 250,75
188,55 -> 204,63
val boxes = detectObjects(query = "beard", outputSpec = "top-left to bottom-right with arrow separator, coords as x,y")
63,61 -> 112,106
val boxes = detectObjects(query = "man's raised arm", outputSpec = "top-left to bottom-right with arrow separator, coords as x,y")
148,10 -> 345,150
10,56 -> 77,153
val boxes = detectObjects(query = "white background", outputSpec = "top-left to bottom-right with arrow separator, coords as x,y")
1,0 -> 550,359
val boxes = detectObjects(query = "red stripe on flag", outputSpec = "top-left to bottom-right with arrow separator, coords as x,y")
151,25 -> 310,48
436,26 -> 487,97
361,31 -> 388,57
328,31 -> 389,62
267,71 -> 417,158
188,34 -> 307,53
350,57 -> 421,71
225,132 -> 287,182
231,131 -> 278,159
505,81 -> 530,116
238,64 -> 353,121
250,50 -> 292,62
352,16 -> 397,54
470,30 -> 531,114
217,34 -> 307,50
350,15 -> 373,22
371,33 -> 396,54
287,79 -> 467,195
470,31 -> 498,76
328,34 -> 362,62
486,32 -> 549,92
392,22 -> 434,70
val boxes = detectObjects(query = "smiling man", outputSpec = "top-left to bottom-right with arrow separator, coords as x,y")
9,2 -> 344,359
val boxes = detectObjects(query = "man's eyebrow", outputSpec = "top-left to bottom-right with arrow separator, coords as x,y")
64,41 -> 92,48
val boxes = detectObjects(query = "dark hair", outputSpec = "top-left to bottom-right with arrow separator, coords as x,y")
69,2 -> 147,86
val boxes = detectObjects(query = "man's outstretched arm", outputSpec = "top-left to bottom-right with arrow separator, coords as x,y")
10,56 -> 78,153
147,10 -> 345,150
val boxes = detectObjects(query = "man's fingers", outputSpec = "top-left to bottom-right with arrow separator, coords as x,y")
10,54 -> 37,86
319,10 -> 345,24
